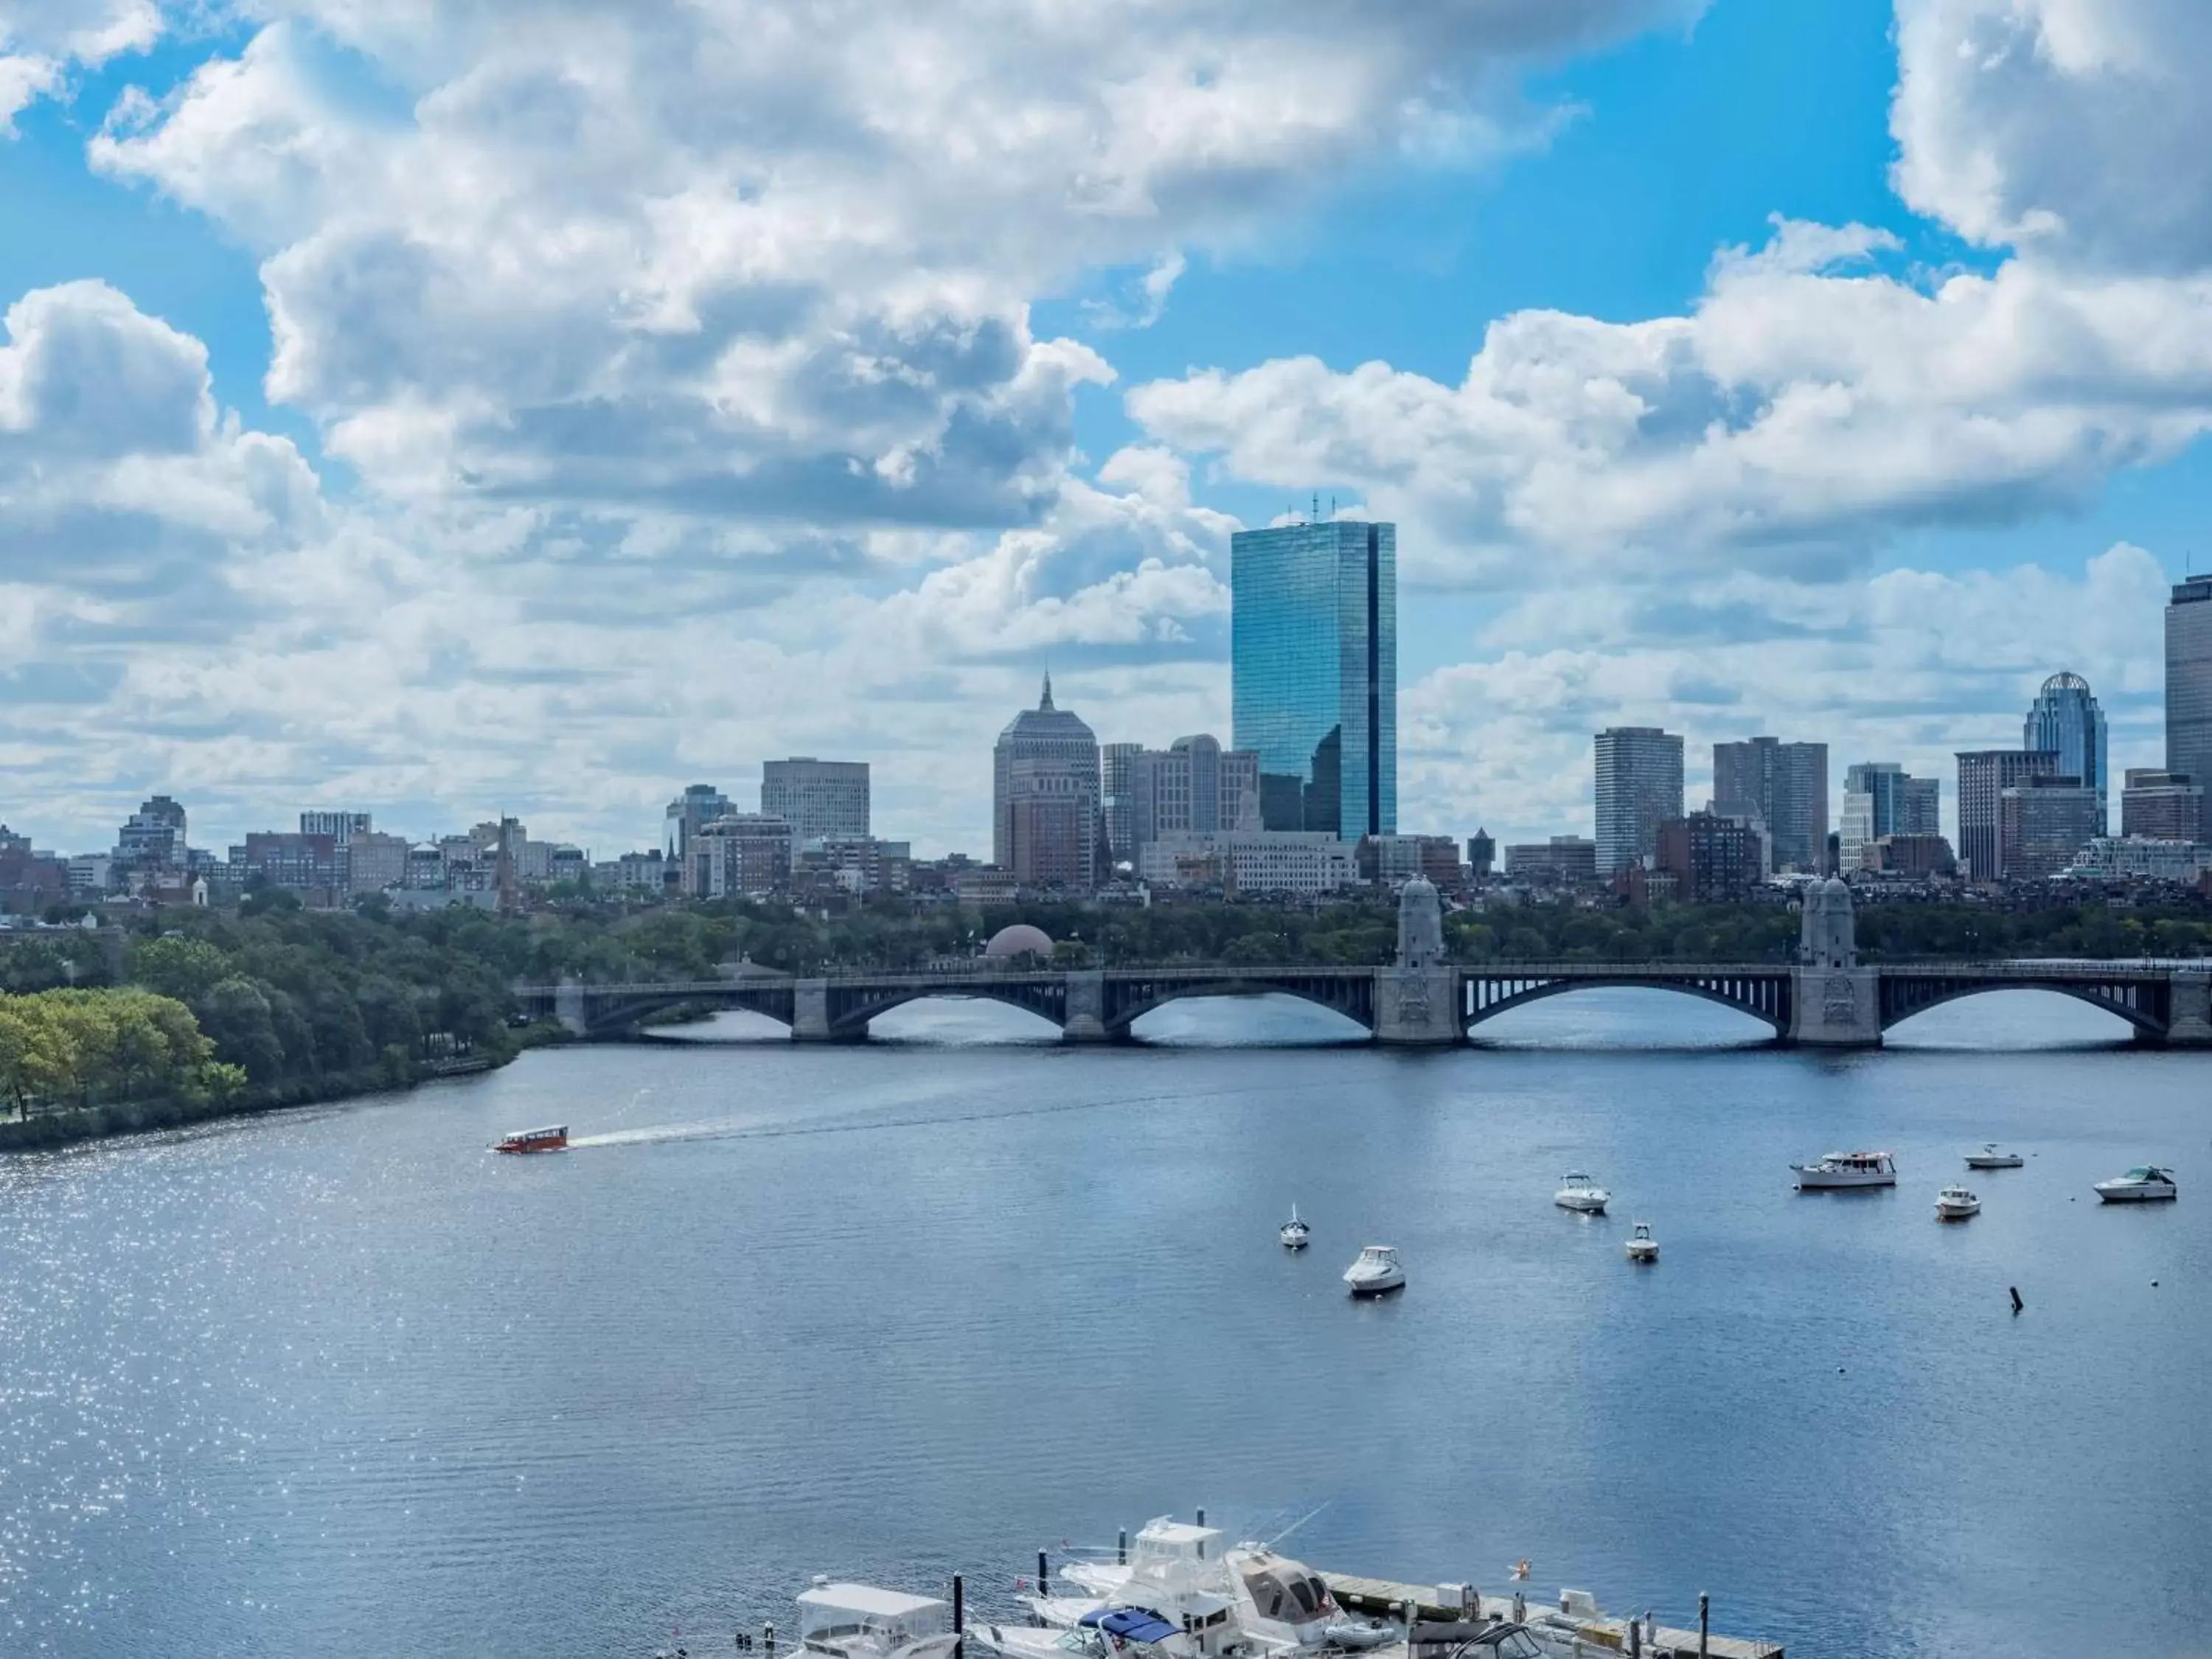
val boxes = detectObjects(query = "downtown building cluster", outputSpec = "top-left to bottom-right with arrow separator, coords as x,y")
10,535 -> 2212,919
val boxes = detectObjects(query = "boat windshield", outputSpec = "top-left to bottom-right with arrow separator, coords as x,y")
1239,1565 -> 1330,1622
2122,1167 -> 2157,1181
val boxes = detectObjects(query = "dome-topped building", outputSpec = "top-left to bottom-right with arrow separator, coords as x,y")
993,675 -> 1103,891
2024,669 -> 2108,831
983,923 -> 1055,960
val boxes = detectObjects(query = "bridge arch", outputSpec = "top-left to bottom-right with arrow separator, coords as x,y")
1877,978 -> 2166,1038
824,982 -> 1068,1037
574,987 -> 796,1037
1103,975 -> 1376,1035
1463,973 -> 1791,1037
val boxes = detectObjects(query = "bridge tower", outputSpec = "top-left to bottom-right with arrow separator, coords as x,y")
1788,877 -> 1880,1046
1376,875 -> 1461,1045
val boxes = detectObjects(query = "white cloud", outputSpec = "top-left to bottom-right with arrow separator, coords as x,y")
1130,218 -> 2212,585
0,1 -> 159,132
86,1 -> 1696,527
1891,0 -> 2212,271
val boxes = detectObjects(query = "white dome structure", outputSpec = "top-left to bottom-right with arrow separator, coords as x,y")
983,923 -> 1055,960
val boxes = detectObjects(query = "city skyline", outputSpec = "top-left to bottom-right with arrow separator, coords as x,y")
0,4 -> 2202,860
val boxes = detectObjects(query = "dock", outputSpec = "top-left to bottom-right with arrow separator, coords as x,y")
1320,1571 -> 1783,1659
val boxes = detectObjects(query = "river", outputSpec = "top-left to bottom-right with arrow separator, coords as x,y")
0,989 -> 2205,1658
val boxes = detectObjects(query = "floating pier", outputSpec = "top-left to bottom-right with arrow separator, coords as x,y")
1319,1571 -> 1783,1659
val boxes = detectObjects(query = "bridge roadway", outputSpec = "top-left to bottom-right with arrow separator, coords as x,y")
515,957 -> 2212,1048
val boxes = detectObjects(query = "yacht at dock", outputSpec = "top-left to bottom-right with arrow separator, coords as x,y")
791,1580 -> 961,1659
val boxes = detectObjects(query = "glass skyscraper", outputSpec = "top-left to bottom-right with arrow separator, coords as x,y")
1230,521 -> 1396,837
2023,670 -> 2107,832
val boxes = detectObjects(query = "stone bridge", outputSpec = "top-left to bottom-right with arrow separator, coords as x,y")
513,955 -> 2212,1048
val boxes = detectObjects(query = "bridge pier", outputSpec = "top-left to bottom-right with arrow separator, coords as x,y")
790,979 -> 865,1043
2163,967 -> 2212,1046
1787,967 -> 1882,1048
1060,971 -> 1114,1043
1374,967 -> 1463,1046
554,977 -> 589,1038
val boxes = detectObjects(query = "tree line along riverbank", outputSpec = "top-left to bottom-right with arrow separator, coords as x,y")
4,891 -> 2209,1147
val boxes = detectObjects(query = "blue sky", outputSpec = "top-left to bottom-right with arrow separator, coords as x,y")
2,0 -> 2208,855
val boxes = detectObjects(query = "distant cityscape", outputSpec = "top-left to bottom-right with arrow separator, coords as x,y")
1,521 -> 2207,919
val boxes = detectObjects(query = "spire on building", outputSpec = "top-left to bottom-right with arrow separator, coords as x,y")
1040,670 -> 1054,711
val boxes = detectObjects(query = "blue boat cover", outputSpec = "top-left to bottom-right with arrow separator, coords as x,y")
1079,1609 -> 1180,1645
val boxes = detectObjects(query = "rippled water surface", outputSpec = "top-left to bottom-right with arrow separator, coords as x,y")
1,990 -> 2207,1658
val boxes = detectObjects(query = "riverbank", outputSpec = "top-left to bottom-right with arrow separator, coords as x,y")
0,1046 -> 532,1153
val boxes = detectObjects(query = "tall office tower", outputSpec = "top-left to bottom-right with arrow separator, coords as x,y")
664,785 -> 731,860
299,810 -> 372,845
1902,776 -> 1941,835
2120,768 -> 2205,842
1467,828 -> 1495,881
1955,749 -> 2058,881
1102,742 -> 1143,866
1712,736 -> 1829,872
1124,735 -> 1260,860
1231,519 -> 1396,837
116,796 -> 188,869
1837,762 -> 1940,870
2023,671 -> 2108,831
2168,577 -> 2212,787
760,758 -> 870,841
1593,727 -> 1684,875
992,676 -> 1101,890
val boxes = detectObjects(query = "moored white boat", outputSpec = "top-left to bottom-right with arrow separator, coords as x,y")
969,1608 -> 1199,1659
1624,1222 -> 1658,1262
1032,1518 -> 1341,1656
1279,1206 -> 1310,1251
2093,1165 -> 2177,1203
792,1580 -> 961,1659
1343,1245 -> 1405,1297
1552,1172 -> 1610,1214
1791,1150 -> 1896,1190
1935,1185 -> 1980,1221
1964,1143 -> 2023,1170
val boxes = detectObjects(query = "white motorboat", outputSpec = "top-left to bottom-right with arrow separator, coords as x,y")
1552,1172 -> 1610,1214
1037,1519 -> 1341,1656
1279,1205 -> 1310,1251
1964,1143 -> 2023,1170
1343,1245 -> 1405,1297
792,1580 -> 962,1659
2093,1165 -> 2177,1203
1791,1150 -> 1897,1190
1624,1222 -> 1658,1262
1935,1185 -> 1980,1221
969,1609 -> 1199,1659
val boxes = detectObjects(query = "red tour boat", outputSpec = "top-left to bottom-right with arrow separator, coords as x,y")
492,1124 -> 568,1154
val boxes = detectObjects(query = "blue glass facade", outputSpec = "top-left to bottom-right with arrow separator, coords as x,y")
2023,671 -> 2108,832
1229,521 -> 1396,836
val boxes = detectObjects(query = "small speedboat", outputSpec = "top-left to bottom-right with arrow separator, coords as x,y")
1279,1205 -> 1310,1251
1791,1151 -> 1896,1190
2094,1165 -> 2177,1203
1624,1222 -> 1658,1262
492,1124 -> 568,1154
1553,1171 -> 1610,1214
1935,1185 -> 1980,1221
1965,1143 -> 2024,1170
1343,1245 -> 1405,1297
